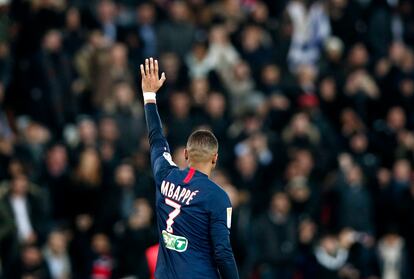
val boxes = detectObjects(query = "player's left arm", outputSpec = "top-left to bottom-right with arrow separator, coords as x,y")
141,58 -> 178,185
210,191 -> 239,279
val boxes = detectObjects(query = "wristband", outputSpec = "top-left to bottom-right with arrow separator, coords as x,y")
143,92 -> 156,102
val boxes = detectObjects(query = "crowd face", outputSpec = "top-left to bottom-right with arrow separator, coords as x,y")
47,231 -> 68,255
345,165 -> 363,186
115,163 -> 135,187
387,106 -> 406,131
97,0 -> 117,24
75,148 -> 101,185
129,199 -> 153,229
66,7 -> 81,31
236,151 -> 257,178
270,192 -> 291,217
137,3 -> 156,25
170,1 -> 191,22
393,159 -> 411,182
205,92 -> 226,119
92,233 -> 111,255
43,30 -> 62,52
11,175 -> 29,196
46,145 -> 68,176
170,92 -> 191,118
110,43 -> 129,67
78,119 -> 98,146
99,117 -> 119,143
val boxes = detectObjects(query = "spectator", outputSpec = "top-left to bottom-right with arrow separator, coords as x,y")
377,231 -> 412,279
373,106 -> 406,167
282,112 -> 321,150
399,177 -> 414,268
2,174 -> 47,246
319,36 -> 345,80
39,143 -> 72,222
14,119 -> 51,174
220,61 -> 257,116
204,91 -> 230,144
43,230 -> 71,279
117,198 -> 157,279
166,91 -> 193,148
336,163 -> 374,234
240,24 -> 273,75
0,42 -> 11,93
294,219 -> 318,278
344,68 -> 379,121
63,7 -> 86,59
185,40 -> 213,79
221,183 -> 251,272
8,244 -> 51,279
286,176 -> 319,220
157,1 -> 195,58
340,108 -> 366,141
0,72 -> 13,179
89,233 -> 114,279
97,0 -> 121,43
75,116 -> 98,151
99,106 -> 141,162
94,43 -> 135,110
70,148 -> 102,218
134,2 -> 158,58
328,0 -> 362,48
0,197 -> 14,274
98,162 -> 139,233
286,0 -> 331,70
233,146 -> 267,213
250,192 -> 297,279
313,233 -> 350,279
347,132 -> 378,178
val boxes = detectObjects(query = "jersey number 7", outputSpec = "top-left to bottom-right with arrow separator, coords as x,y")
165,198 -> 181,233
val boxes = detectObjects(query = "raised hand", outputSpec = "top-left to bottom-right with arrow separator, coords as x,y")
140,57 -> 166,93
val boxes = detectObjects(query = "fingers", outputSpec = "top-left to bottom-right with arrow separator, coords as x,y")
145,58 -> 150,76
150,57 -> 155,75
140,64 -> 145,78
142,58 -> 164,83
154,59 -> 159,77
160,72 -> 166,85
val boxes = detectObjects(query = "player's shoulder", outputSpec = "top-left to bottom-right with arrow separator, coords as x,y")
198,176 -> 224,193
201,177 -> 231,206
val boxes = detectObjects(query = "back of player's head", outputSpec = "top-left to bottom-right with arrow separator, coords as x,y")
186,130 -> 218,163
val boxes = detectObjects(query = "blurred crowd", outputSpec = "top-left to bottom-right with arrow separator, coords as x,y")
0,0 -> 414,278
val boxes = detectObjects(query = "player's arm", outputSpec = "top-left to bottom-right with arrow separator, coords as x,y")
210,193 -> 240,279
141,57 -> 177,184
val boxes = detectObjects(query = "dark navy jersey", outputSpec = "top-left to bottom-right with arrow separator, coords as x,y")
144,103 -> 239,279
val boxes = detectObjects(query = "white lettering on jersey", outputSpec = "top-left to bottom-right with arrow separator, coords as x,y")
168,183 -> 175,197
186,190 -> 199,205
160,180 -> 199,205
178,188 -> 187,202
172,186 -> 181,200
181,190 -> 192,204
161,181 -> 169,196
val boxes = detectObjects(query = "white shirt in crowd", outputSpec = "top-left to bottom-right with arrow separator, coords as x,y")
10,196 -> 34,241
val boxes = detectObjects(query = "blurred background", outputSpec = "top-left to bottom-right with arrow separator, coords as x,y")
0,0 -> 414,278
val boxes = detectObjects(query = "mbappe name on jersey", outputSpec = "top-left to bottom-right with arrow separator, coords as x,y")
160,180 -> 199,205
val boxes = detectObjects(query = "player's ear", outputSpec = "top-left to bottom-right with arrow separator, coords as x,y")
212,153 -> 218,166
184,148 -> 189,161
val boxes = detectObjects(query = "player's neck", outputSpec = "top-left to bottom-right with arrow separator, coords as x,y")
187,163 -> 212,178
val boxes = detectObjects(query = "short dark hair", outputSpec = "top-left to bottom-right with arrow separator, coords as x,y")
186,130 -> 218,162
